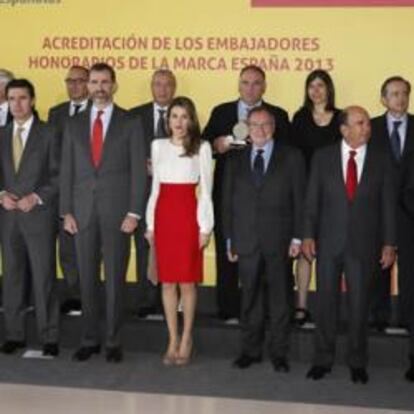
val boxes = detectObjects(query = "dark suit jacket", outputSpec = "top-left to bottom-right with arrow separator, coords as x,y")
48,100 -> 92,161
303,142 -> 396,260
222,142 -> 305,256
370,113 -> 414,190
129,102 -> 155,158
202,100 -> 290,202
0,119 -> 59,235
59,105 -> 147,231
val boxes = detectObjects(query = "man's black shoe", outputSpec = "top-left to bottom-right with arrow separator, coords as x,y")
405,356 -> 414,382
306,365 -> 331,380
350,367 -> 369,384
232,354 -> 262,369
43,343 -> 59,357
136,307 -> 157,318
271,357 -> 290,373
72,345 -> 101,361
106,347 -> 123,363
60,299 -> 81,315
0,340 -> 26,354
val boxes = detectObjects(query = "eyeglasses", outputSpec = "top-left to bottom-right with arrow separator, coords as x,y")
65,78 -> 87,85
248,122 -> 273,129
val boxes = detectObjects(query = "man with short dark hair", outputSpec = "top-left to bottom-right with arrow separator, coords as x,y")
60,63 -> 147,363
129,69 -> 177,318
370,76 -> 414,332
222,106 -> 304,371
0,79 -> 60,356
304,106 -> 396,384
202,65 -> 290,323
48,65 -> 90,315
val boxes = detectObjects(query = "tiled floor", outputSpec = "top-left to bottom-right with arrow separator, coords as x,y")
0,384 -> 410,414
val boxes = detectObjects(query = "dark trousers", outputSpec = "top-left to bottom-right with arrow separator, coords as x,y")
214,203 -> 240,319
371,208 -> 414,327
75,211 -> 131,348
134,223 -> 161,311
238,251 -> 291,359
58,220 -> 80,300
314,253 -> 374,369
1,220 -> 59,344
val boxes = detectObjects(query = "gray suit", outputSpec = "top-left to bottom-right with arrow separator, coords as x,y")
0,119 -> 59,344
48,100 -> 90,301
304,141 -> 396,369
59,105 -> 147,347
222,142 -> 305,359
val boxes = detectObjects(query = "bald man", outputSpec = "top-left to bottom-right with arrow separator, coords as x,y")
303,106 -> 397,384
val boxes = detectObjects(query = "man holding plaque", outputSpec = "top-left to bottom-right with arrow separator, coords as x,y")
202,65 -> 290,323
222,106 -> 304,370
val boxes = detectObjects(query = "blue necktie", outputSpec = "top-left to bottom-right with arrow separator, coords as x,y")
253,149 -> 265,186
390,120 -> 402,161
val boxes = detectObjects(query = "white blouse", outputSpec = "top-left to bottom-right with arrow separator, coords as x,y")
146,139 -> 214,234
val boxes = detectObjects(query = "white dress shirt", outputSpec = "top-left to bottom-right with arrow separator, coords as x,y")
13,116 -> 35,147
90,103 -> 114,139
69,99 -> 88,117
341,139 -> 367,183
146,139 -> 214,234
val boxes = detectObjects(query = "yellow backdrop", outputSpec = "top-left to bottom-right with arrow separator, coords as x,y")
0,0 -> 412,286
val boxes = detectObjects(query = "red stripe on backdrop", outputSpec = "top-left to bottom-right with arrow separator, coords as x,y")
252,0 -> 414,6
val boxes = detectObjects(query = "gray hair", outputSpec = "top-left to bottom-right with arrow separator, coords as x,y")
0,69 -> 14,85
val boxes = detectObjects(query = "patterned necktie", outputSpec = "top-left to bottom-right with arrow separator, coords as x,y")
13,126 -> 25,172
253,148 -> 265,186
91,110 -> 104,168
390,120 -> 402,161
155,109 -> 167,138
345,150 -> 357,201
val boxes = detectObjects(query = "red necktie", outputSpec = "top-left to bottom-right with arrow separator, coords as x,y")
91,110 -> 104,168
345,150 -> 357,201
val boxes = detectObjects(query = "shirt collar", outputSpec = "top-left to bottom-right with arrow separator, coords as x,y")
91,102 -> 113,117
154,102 -> 169,111
252,138 -> 274,154
13,115 -> 34,133
239,99 -> 263,110
71,99 -> 88,108
341,139 -> 367,157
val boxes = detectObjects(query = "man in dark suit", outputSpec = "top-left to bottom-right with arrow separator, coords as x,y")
400,151 -> 414,381
370,76 -> 414,331
48,65 -> 90,315
303,106 -> 396,384
129,69 -> 176,318
0,69 -> 14,127
202,65 -> 290,322
0,79 -> 59,356
60,63 -> 147,363
222,106 -> 304,371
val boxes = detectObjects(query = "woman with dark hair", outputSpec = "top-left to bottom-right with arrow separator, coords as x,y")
291,70 -> 342,326
146,96 -> 214,365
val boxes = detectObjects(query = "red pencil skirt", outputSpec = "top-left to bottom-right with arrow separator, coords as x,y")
154,183 -> 203,283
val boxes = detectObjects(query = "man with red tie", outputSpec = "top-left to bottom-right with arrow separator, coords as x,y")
60,63 -> 147,363
302,106 -> 397,384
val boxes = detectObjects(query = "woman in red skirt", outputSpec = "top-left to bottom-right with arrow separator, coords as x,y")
146,97 -> 214,366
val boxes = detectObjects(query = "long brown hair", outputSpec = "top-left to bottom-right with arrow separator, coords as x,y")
166,96 -> 201,157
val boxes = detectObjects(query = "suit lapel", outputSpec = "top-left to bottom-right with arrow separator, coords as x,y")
16,120 -> 40,176
332,142 -> 348,202
402,115 -> 414,159
100,106 -> 121,167
3,124 -> 16,177
76,110 -> 93,166
353,144 -> 372,200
